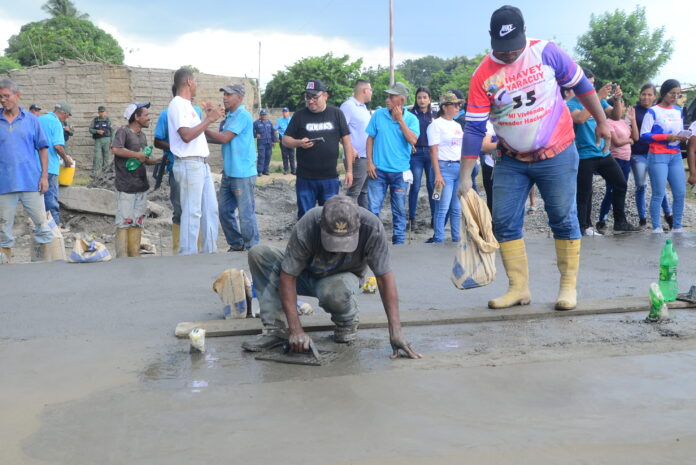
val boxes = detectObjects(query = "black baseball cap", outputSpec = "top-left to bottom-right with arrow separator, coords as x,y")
320,196 -> 360,253
490,5 -> 526,52
305,80 -> 328,95
29,104 -> 41,111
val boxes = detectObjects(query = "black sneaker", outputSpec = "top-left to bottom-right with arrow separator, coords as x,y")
665,214 -> 674,230
242,334 -> 285,352
639,218 -> 647,227
595,221 -> 607,235
614,220 -> 641,232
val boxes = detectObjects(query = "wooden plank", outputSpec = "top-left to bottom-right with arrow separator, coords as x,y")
175,296 -> 696,338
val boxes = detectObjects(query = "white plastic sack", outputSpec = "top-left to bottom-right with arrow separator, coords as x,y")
451,189 -> 499,289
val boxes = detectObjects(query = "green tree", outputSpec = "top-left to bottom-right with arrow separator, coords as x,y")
42,0 -> 89,19
360,68 -> 415,110
5,16 -> 124,66
427,54 -> 485,99
263,53 -> 363,110
0,56 -> 23,74
181,64 -> 200,73
396,55 -> 446,88
575,6 -> 673,101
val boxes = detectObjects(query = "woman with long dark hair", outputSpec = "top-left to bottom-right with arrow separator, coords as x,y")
640,79 -> 689,233
631,83 -> 672,228
408,87 -> 437,227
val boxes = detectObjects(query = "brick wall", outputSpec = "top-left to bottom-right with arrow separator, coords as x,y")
6,59 -> 256,177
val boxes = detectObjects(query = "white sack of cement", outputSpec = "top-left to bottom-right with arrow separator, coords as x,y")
189,328 -> 206,353
297,301 -> 314,315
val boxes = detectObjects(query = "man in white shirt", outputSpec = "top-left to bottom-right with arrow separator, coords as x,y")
340,80 -> 372,208
167,68 -> 224,255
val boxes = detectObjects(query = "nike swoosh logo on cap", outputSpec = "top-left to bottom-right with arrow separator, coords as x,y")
499,24 -> 516,37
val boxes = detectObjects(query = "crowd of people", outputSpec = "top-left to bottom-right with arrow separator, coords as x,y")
1,6 -> 694,357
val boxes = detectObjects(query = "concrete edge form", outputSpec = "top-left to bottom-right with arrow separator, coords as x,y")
175,296 -> 696,338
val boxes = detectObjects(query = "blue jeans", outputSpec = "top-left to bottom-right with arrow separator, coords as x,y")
169,171 -> 181,224
256,143 -> 272,174
172,159 -> 219,255
599,158 -> 631,222
0,191 -> 53,248
647,152 -> 685,229
368,169 -> 407,244
44,174 -> 60,225
219,175 -> 259,249
493,145 -> 581,242
296,176 -> 340,219
631,154 -> 671,219
408,147 -> 434,221
433,160 -> 461,242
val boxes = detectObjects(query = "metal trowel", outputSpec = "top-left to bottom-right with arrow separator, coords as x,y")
255,341 -> 336,366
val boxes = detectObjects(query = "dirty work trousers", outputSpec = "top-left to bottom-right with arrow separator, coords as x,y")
0,191 -> 53,248
93,137 -> 111,175
115,191 -> 146,228
172,158 -> 218,254
248,245 -> 359,334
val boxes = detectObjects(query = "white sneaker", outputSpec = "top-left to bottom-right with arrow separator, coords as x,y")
671,228 -> 684,233
652,227 -> 663,234
583,227 -> 602,237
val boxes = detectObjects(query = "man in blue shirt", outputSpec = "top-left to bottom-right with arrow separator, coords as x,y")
0,78 -> 53,262
153,98 -> 203,254
366,82 -> 420,245
38,102 -> 74,227
205,83 -> 259,251
253,109 -> 277,175
276,107 -> 295,175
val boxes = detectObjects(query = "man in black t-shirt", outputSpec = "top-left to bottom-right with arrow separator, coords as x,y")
111,102 -> 161,258
282,79 -> 355,218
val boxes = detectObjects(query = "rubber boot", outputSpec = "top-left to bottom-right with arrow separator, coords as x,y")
197,231 -> 203,253
488,238 -> 531,309
554,239 -> 581,311
115,229 -> 128,258
172,223 -> 180,255
1,247 -> 12,264
127,227 -> 141,257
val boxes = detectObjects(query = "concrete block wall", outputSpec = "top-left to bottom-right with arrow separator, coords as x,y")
6,59 -> 256,178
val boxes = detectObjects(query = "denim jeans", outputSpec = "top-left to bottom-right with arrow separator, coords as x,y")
256,143 -> 272,174
647,152 -> 686,229
0,191 -> 53,248
44,174 -> 60,225
248,245 -> 359,334
598,158 -> 631,222
169,171 -> 181,225
631,154 -> 671,219
368,169 -> 407,244
432,160 -> 461,242
219,175 -> 259,249
346,158 -> 369,209
172,159 -> 219,254
409,147 -> 434,221
296,176 -> 340,219
115,191 -> 146,228
493,144 -> 581,242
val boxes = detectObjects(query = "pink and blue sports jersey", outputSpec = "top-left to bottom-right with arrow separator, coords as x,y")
639,104 -> 683,154
463,39 -> 594,162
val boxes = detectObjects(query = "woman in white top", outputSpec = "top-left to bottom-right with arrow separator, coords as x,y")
426,92 -> 464,243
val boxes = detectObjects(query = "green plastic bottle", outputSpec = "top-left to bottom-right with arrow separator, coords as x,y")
125,145 -> 153,171
658,239 -> 678,302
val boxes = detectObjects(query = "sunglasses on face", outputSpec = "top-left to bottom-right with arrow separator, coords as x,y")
305,93 -> 323,101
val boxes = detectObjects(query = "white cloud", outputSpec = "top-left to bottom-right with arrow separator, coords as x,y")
0,17 -> 23,52
98,22 -> 422,89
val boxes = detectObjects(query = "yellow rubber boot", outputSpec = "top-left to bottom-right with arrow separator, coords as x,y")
1,247 -> 12,264
115,228 -> 128,258
555,239 -> 580,311
172,223 -> 180,255
488,238 -> 531,309
197,230 -> 203,253
127,227 -> 142,257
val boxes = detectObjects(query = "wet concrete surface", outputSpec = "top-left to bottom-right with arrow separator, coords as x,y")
2,233 -> 696,463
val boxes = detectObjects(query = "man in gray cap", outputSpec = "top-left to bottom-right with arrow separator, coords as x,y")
365,82 -> 419,245
242,195 -> 422,359
90,105 -> 113,175
205,83 -> 259,252
253,108 -> 276,175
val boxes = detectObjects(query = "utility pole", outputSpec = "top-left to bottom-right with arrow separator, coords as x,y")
258,41 -> 263,111
389,0 -> 394,86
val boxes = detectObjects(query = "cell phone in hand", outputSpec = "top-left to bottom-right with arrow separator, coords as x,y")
308,137 -> 325,143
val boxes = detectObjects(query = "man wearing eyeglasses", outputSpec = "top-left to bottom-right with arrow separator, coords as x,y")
282,80 -> 354,219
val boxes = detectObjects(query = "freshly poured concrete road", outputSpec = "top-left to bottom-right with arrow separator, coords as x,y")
2,233 -> 696,464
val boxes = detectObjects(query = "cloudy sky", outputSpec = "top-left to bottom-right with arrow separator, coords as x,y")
1,0 -> 693,89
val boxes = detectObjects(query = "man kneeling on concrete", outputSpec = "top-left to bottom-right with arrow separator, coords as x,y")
242,195 -> 422,359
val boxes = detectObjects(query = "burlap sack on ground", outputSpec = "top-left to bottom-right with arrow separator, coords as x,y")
31,211 -> 66,262
68,237 -> 112,263
451,189 -> 499,289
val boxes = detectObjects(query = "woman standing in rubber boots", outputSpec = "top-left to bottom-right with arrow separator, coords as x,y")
458,6 -> 612,311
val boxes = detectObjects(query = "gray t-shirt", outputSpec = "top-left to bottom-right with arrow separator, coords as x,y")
281,207 -> 391,279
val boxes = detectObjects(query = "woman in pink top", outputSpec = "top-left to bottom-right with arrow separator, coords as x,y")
597,93 -> 635,229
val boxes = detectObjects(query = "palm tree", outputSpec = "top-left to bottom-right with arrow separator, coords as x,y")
41,0 -> 89,19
